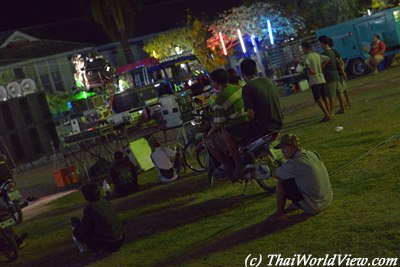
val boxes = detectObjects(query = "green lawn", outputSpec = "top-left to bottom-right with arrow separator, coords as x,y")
6,68 -> 400,267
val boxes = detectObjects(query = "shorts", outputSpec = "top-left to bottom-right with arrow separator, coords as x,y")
206,130 -> 228,152
325,81 -> 340,98
310,83 -> 329,102
281,178 -> 304,206
337,76 -> 347,94
224,121 -> 267,139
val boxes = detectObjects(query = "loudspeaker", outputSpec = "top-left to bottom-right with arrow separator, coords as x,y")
0,86 -> 7,101
20,78 -> 37,95
0,122 -> 59,163
7,82 -> 22,98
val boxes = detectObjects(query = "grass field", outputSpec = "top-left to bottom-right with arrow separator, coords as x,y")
5,68 -> 400,267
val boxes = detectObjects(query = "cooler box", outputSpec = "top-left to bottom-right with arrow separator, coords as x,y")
53,166 -> 79,187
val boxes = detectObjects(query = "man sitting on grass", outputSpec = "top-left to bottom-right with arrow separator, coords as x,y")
71,183 -> 125,254
269,134 -> 333,220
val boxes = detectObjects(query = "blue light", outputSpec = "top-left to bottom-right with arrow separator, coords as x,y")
267,20 -> 274,45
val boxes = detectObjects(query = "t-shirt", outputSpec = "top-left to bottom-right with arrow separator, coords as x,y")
242,77 -> 283,133
304,52 -> 329,85
212,84 -> 247,128
321,49 -> 340,83
151,147 -> 178,182
109,160 -> 139,197
77,198 -> 124,242
275,149 -> 333,214
370,40 -> 386,57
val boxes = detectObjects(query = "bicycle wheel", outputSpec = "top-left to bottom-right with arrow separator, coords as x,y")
196,144 -> 207,170
183,141 -> 206,172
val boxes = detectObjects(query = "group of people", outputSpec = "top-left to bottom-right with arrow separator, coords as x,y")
301,35 -> 351,122
71,57 -> 335,254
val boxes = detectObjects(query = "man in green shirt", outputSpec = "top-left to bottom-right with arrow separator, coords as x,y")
71,183 -> 125,253
206,69 -> 247,174
223,59 -> 283,179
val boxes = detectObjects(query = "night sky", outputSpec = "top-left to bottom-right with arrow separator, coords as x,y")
1,0 -> 242,37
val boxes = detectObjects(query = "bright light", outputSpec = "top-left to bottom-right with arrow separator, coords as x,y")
83,91 -> 87,99
188,79 -> 193,86
367,9 -> 371,16
251,35 -> 257,53
175,46 -> 183,55
237,29 -> 246,53
219,32 -> 227,56
154,83 -> 160,88
267,20 -> 274,45
152,50 -> 157,58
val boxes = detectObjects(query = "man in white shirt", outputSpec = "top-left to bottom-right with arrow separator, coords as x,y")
301,41 -> 331,122
269,134 -> 333,220
150,137 -> 183,183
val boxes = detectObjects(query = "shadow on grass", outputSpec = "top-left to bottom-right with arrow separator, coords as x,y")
283,115 -> 321,132
113,175 -> 210,213
122,193 -> 266,245
155,213 -> 310,267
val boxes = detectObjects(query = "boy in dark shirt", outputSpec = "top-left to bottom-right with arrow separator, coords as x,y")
109,151 -> 139,197
71,183 -> 125,253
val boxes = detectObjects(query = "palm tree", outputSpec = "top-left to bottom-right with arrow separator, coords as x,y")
87,0 -> 138,64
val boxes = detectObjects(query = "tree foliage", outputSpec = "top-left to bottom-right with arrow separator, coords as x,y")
371,0 -> 400,10
86,0 -> 140,63
143,15 -> 226,72
207,2 -> 304,53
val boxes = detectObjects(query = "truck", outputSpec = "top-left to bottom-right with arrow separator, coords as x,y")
316,7 -> 400,76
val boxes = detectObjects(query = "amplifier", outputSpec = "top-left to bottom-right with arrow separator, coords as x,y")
176,90 -> 193,113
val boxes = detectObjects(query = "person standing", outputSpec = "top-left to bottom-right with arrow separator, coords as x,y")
329,38 -> 351,110
301,41 -> 331,122
269,134 -> 333,220
318,35 -> 345,117
364,34 -> 386,74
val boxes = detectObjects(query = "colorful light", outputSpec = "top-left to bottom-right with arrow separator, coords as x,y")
267,20 -> 274,45
219,32 -> 227,56
251,35 -> 257,53
237,29 -> 246,53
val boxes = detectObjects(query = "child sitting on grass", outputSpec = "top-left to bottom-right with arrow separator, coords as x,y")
71,183 -> 125,253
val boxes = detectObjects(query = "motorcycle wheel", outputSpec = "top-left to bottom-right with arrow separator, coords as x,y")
183,141 -> 206,172
254,154 -> 279,193
0,229 -> 18,262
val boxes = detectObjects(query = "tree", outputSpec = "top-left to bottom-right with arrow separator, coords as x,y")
143,15 -> 226,72
207,2 -> 304,53
86,0 -> 139,64
371,0 -> 400,10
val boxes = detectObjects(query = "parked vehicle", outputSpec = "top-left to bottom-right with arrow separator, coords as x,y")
316,7 -> 400,76
204,132 -> 283,195
0,179 -> 23,262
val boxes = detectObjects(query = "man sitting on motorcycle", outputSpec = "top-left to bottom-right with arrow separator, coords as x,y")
205,69 -> 248,176
223,59 -> 284,179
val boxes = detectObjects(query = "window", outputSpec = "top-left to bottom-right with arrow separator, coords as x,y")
13,68 -> 24,80
48,59 -> 64,92
36,62 -> 53,93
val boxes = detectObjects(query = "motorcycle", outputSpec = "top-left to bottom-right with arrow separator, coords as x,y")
0,179 -> 24,262
205,131 -> 283,195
